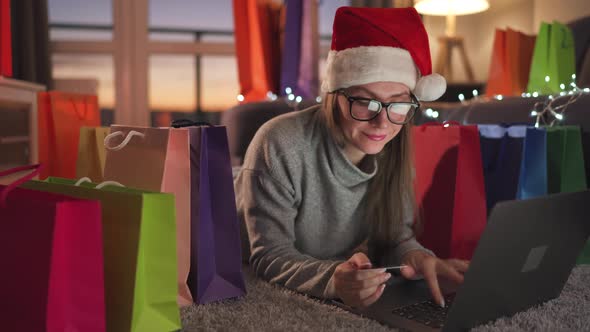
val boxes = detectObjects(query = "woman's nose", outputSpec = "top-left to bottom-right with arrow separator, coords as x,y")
370,109 -> 389,128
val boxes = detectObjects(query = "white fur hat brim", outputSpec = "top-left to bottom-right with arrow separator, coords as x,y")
321,46 -> 446,102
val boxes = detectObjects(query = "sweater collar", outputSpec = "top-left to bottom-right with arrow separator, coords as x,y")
324,125 -> 377,187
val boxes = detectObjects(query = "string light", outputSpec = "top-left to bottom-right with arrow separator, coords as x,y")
295,96 -> 303,103
545,76 -> 550,82
526,74 -> 588,127
458,93 -> 465,102
285,87 -> 292,94
287,94 -> 295,101
495,95 -> 504,100
472,89 -> 479,97
316,96 -> 322,103
532,92 -> 539,97
237,94 -> 245,102
432,111 -> 440,119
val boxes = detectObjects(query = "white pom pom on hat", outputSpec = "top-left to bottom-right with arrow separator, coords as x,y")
414,73 -> 447,102
321,6 -> 447,102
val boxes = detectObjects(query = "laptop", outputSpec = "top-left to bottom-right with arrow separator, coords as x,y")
332,189 -> 590,331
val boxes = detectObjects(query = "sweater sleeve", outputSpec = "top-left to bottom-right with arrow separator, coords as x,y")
371,200 -> 435,267
235,124 -> 344,299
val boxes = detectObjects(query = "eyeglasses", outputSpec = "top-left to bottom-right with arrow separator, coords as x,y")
338,90 -> 420,125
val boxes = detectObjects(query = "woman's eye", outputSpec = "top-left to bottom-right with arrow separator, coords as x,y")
367,100 -> 380,112
389,104 -> 410,115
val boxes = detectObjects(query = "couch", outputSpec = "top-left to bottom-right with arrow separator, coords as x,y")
223,95 -> 590,185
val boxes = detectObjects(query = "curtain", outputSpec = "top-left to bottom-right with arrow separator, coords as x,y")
11,0 -> 52,88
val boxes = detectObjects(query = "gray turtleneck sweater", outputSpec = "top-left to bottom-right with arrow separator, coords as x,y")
234,105 -> 429,299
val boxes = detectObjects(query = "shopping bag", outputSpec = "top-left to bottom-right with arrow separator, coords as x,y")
413,123 -> 487,260
478,124 -> 527,215
187,125 -> 247,304
545,126 -> 589,264
485,29 -> 510,96
546,126 -> 588,194
38,91 -> 101,179
103,124 -> 246,304
527,22 -> 576,94
516,127 -> 548,199
22,177 -> 180,332
233,0 -> 283,102
280,0 -> 318,98
486,28 -> 535,96
76,126 -> 110,182
103,126 -> 192,306
0,0 -> 12,77
1,165 -> 105,332
506,28 -> 536,95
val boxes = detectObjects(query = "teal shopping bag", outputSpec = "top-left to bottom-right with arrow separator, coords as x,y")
545,127 -> 589,264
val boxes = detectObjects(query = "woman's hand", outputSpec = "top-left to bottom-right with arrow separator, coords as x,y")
400,250 -> 469,308
328,252 -> 392,308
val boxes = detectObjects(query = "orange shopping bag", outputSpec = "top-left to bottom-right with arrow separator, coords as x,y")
486,28 -> 535,96
38,92 -> 100,179
233,0 -> 283,102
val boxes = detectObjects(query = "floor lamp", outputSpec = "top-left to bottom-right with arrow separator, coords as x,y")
414,0 -> 489,83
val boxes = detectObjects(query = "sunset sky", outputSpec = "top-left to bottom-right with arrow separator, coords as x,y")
48,0 -> 344,112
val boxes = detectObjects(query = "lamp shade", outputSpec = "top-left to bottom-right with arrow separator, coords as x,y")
414,0 -> 489,16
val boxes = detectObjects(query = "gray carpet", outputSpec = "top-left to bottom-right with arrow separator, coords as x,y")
180,265 -> 590,331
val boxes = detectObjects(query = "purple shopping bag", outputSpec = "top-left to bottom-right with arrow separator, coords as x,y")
187,126 -> 247,304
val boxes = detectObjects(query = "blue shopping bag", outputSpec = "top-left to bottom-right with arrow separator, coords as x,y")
516,127 -> 548,199
478,125 -> 527,214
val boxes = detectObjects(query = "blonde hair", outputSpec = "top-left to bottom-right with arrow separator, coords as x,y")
317,92 -> 419,257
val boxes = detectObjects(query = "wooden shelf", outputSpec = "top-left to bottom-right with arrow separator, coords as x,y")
0,76 -> 46,166
0,136 -> 29,144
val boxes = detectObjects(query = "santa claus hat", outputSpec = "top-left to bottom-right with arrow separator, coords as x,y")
321,7 -> 446,102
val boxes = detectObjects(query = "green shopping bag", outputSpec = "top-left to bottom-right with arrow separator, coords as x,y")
21,177 -> 181,332
527,21 -> 576,94
545,126 -> 589,264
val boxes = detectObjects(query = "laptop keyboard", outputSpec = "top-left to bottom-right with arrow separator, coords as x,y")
392,293 -> 456,328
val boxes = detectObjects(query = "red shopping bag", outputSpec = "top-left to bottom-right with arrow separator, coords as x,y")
0,165 -> 105,332
413,123 -> 487,260
0,0 -> 12,77
38,92 -> 101,179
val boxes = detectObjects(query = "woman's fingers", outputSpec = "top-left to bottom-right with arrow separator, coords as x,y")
437,261 -> 465,284
446,259 -> 470,274
337,267 -> 387,282
348,252 -> 372,269
359,284 -> 386,307
342,283 -> 386,308
337,270 -> 391,290
422,261 -> 445,307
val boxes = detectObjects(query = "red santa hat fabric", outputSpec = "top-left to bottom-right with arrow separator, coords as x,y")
321,6 -> 446,101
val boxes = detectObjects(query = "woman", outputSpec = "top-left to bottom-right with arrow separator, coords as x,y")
235,6 -> 468,309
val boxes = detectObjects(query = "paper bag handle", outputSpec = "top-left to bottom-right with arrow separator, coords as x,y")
171,119 -> 213,128
0,164 -> 43,207
421,121 -> 462,127
74,177 -> 124,189
104,130 -> 145,151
